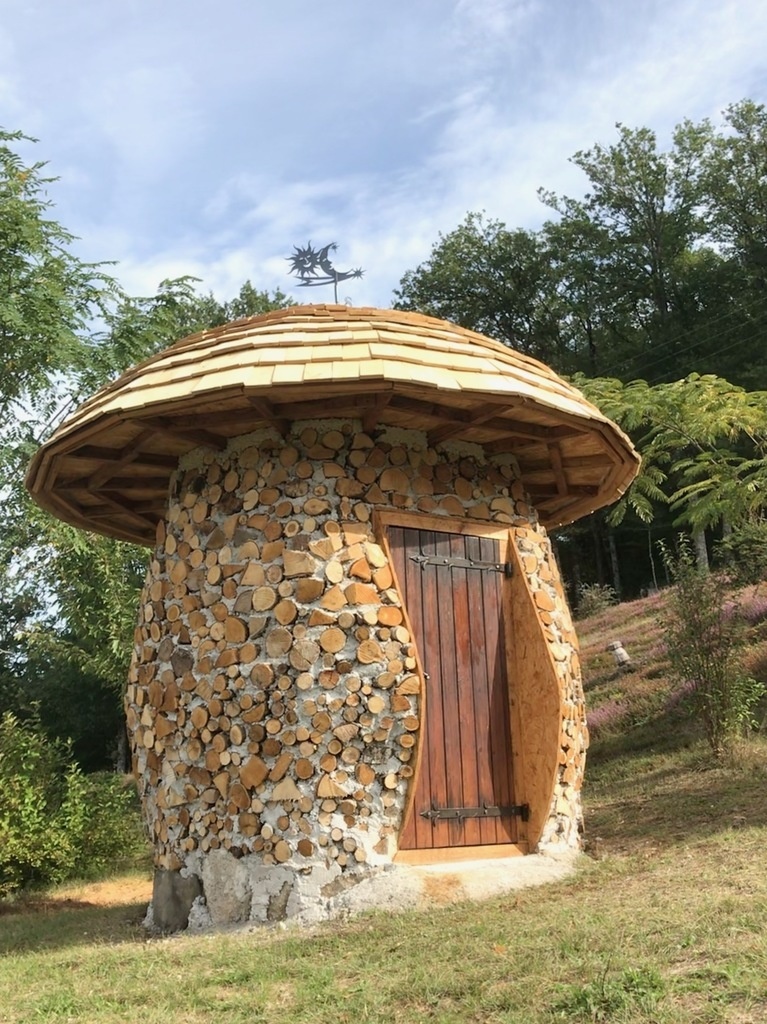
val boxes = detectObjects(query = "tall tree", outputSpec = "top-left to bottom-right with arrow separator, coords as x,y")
540,123 -> 726,383
690,100 -> 767,390
393,213 -> 568,367
698,101 -> 767,291
0,129 -> 115,416
0,129 -> 297,764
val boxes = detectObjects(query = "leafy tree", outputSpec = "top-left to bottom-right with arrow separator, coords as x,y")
0,129 -> 116,416
224,281 -> 293,321
689,99 -> 767,390
393,213 -> 567,367
0,128 -> 296,766
395,107 -> 767,390
540,123 -> 732,384
697,101 -> 767,292
577,373 -> 767,533
540,211 -> 619,375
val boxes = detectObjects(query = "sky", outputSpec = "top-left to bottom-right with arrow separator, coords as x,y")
2,0 -> 767,310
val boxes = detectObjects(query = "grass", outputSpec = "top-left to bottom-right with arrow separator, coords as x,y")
2,590 -> 767,1023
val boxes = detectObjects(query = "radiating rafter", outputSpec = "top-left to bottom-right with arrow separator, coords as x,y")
427,403 -> 509,446
88,491 -> 158,533
547,443 -> 568,496
137,416 -> 228,451
362,394 -> 392,433
247,397 -> 290,436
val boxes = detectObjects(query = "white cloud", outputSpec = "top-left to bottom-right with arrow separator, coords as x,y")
80,63 -> 204,181
3,0 -> 767,314
451,0 -> 540,57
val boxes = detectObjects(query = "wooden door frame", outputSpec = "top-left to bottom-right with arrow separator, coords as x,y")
374,510 -> 529,861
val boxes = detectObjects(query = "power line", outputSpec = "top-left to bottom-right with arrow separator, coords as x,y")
646,326 -> 767,385
594,291 -> 767,380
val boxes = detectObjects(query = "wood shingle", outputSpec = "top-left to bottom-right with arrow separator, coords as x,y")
26,304 -> 640,545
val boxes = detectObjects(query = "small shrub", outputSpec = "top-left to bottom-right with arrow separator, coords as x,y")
0,713 -> 145,896
660,539 -> 764,757
576,583 -> 618,619
715,519 -> 767,585
71,772 -> 147,879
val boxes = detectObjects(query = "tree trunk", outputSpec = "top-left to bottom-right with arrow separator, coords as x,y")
590,517 -> 606,585
607,526 -> 622,598
115,723 -> 129,773
693,528 -> 710,573
647,529 -> 659,591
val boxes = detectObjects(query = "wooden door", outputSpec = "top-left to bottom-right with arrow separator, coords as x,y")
388,524 -> 518,850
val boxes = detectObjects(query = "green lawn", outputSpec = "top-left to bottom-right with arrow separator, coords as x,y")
2,593 -> 767,1023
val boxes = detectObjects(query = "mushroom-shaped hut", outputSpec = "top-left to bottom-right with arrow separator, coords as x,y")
26,305 -> 639,929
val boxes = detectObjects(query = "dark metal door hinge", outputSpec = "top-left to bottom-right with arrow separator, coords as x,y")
421,802 -> 530,823
410,553 -> 512,576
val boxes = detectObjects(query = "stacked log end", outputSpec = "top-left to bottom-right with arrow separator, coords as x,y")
125,419 -> 587,927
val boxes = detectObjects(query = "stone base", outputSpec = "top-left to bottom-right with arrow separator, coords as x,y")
146,848 -> 580,932
147,850 -> 417,931
151,868 -> 203,932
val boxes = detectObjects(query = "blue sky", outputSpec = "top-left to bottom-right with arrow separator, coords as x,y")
2,0 -> 767,308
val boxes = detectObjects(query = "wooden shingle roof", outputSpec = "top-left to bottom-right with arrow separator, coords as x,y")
26,305 -> 640,545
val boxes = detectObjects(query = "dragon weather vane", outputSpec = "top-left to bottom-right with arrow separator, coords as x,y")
286,242 -> 364,303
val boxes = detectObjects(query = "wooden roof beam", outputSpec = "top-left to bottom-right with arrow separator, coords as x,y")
79,429 -> 158,489
137,416 -> 228,451
525,482 -> 599,498
427,404 -> 505,446
483,429 -> 574,456
266,394 -> 379,421
515,453 -> 612,472
68,447 -> 179,470
87,479 -> 170,494
390,395 -> 581,443
64,462 -> 174,488
362,394 -> 392,434
86,503 -> 162,522
85,491 -> 158,533
247,397 -> 289,437
547,443 -> 568,497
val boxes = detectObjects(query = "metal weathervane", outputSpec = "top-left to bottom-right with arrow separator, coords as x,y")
286,242 -> 364,303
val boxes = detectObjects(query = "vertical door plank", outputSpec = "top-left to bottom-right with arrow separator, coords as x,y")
478,534 -> 517,843
448,532 -> 483,846
423,529 -> 452,848
386,527 -> 413,848
399,527 -> 432,849
388,528 -> 417,849
438,532 -> 469,846
463,533 -> 498,844
386,522 -> 516,852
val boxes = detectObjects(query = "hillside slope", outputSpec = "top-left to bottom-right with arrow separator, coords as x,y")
578,583 -> 767,857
